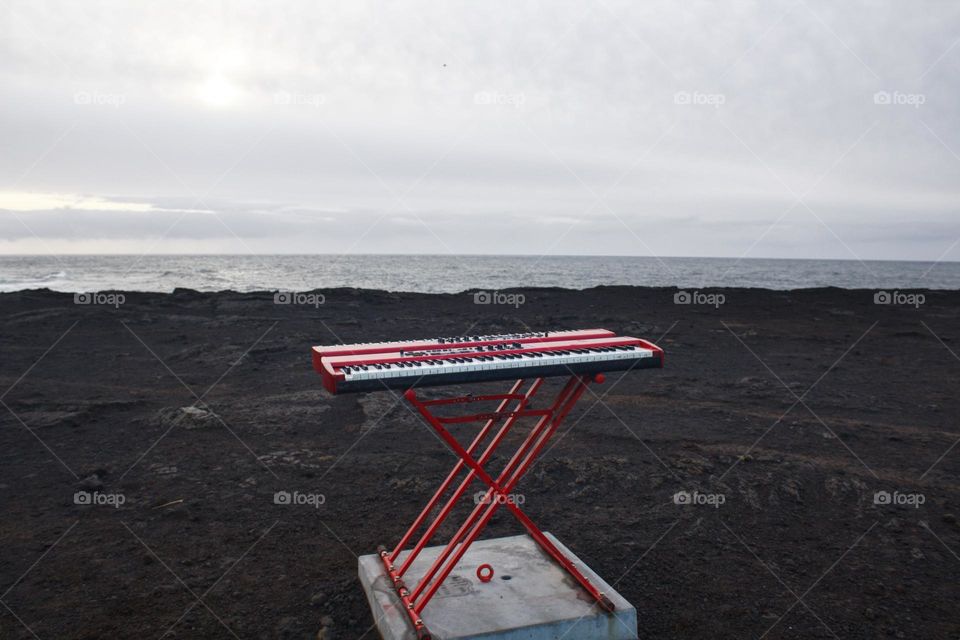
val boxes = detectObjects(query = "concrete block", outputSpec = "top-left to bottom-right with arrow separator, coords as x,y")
358,532 -> 637,640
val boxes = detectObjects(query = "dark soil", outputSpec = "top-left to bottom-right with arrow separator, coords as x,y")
1,286 -> 958,639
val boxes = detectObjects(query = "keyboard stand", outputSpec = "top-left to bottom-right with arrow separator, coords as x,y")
375,373 -> 614,640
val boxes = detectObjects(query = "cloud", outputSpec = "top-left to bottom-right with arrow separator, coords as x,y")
0,191 -> 210,213
0,0 -> 958,261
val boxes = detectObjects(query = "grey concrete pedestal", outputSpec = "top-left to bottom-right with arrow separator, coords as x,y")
358,532 -> 638,640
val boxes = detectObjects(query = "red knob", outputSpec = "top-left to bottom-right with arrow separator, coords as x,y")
476,563 -> 494,583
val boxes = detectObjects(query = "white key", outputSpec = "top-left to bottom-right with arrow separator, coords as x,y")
342,346 -> 656,382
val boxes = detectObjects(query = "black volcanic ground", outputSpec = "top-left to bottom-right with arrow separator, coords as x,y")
1,286 -> 958,639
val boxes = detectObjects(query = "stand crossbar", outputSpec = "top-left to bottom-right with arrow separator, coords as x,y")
376,374 -> 612,640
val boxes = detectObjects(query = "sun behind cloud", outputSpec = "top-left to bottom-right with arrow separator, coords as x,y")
196,74 -> 242,108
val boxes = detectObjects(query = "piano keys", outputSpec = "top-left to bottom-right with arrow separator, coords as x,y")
312,329 -> 664,394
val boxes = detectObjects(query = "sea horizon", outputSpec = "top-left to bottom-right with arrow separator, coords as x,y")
1,252 -> 959,263
1,254 -> 957,294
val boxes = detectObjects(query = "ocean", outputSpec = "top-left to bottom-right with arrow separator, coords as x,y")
0,255 -> 957,294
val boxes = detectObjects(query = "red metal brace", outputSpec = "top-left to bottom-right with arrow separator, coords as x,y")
376,374 -> 614,639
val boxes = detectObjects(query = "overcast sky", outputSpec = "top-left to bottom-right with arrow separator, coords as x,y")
1,1 -> 958,260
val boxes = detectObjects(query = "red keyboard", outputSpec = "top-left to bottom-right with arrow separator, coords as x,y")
312,329 -> 663,394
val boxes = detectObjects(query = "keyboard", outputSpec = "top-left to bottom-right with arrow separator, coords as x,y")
312,329 -> 664,394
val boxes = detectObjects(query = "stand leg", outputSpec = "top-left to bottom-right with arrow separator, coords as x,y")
407,377 -> 580,602
377,374 -> 613,640
390,378 -> 538,571
412,374 -> 613,612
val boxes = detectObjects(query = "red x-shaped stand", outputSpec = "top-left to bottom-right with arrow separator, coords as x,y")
376,373 -> 614,640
